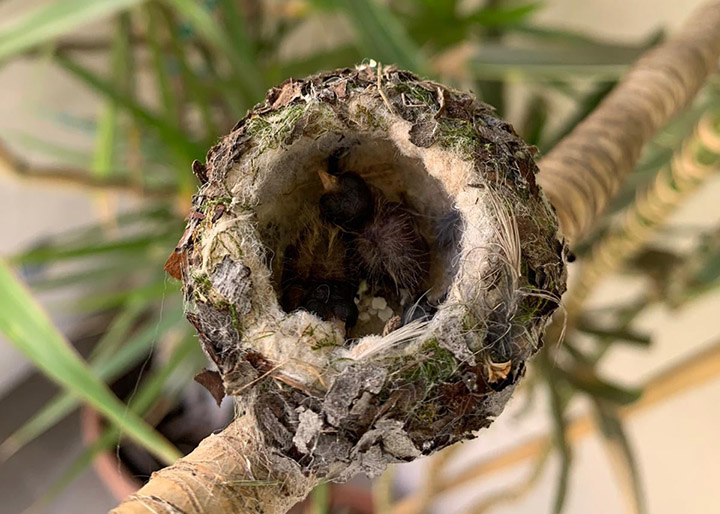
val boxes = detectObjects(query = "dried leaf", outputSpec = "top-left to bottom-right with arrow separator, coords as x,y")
164,251 -> 186,280
194,369 -> 226,407
271,80 -> 303,108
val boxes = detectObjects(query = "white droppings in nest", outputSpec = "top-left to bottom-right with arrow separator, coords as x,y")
353,282 -> 399,334
370,297 -> 387,311
378,307 -> 394,322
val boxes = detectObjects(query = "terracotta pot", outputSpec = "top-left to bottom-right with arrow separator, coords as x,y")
81,407 -> 374,513
80,406 -> 141,501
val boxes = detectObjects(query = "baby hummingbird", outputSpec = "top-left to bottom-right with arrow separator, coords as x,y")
280,213 -> 359,331
318,162 -> 430,298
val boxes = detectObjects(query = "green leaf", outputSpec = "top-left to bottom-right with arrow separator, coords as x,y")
541,81 -> 615,152
514,25 -> 663,49
165,0 -> 266,102
0,0 -> 147,62
468,42 -> 644,80
216,0 -> 255,65
540,31 -> 663,153
596,97 -> 713,222
87,295 -> 152,362
91,16 -> 132,179
475,77 -> 505,115
27,334 -> 198,512
28,260 -> 150,291
667,224 -> 720,305
537,348 -> 573,514
467,2 -> 542,27
592,400 -> 647,514
54,53 -> 204,163
0,300 -> 184,463
517,93 -> 548,146
575,321 -> 652,347
189,35 -> 246,116
75,275 -> 171,312
145,5 -> 180,125
156,4 -> 219,142
560,368 -> 642,406
144,3 -> 199,195
547,373 -> 571,514
310,482 -> 331,514
336,0 -> 427,73
18,233 -> 169,264
562,342 -> 595,367
0,260 -> 182,465
1,130 -> 92,168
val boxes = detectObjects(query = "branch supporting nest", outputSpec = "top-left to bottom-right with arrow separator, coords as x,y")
564,109 -> 720,317
538,1 -> 720,243
111,413 -> 317,514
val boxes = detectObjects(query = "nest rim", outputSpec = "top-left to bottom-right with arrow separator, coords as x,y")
175,64 -> 567,474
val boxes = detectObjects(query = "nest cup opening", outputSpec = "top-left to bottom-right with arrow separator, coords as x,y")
253,132 -> 463,339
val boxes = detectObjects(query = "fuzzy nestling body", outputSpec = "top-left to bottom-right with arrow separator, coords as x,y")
280,215 -> 359,329
318,166 -> 430,298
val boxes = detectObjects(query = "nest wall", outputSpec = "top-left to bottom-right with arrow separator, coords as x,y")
173,65 -> 567,479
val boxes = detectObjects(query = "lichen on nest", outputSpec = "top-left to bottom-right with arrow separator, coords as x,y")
166,63 -> 567,479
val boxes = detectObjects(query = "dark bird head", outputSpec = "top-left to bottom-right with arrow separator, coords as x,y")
318,169 -> 374,231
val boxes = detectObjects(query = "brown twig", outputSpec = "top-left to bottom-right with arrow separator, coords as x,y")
0,139 -> 176,199
18,34 -> 148,57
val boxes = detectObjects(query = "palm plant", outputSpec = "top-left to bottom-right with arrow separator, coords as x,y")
1,1 -> 720,513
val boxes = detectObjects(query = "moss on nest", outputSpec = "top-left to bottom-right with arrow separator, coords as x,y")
435,118 -> 480,159
172,63 -> 567,480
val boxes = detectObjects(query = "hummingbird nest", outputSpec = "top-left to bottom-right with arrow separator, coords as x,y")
169,64 -> 567,481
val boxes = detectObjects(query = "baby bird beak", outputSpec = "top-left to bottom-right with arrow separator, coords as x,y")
318,168 -> 340,192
